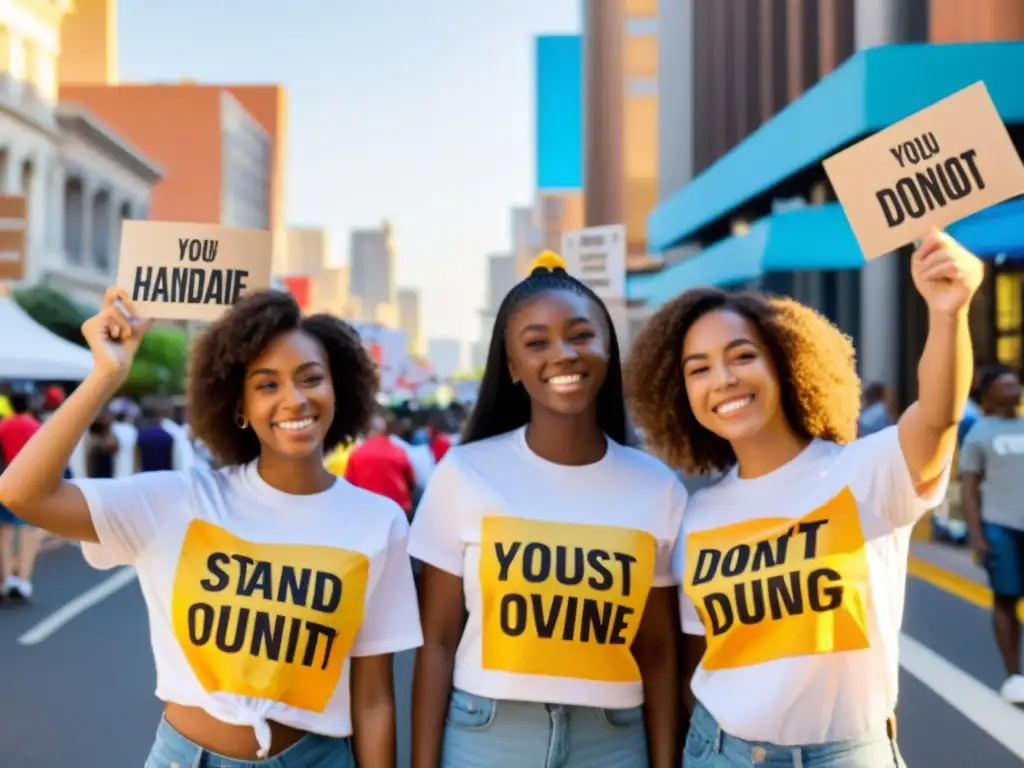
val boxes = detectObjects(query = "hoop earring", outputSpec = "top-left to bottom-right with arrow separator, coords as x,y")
236,415 -> 249,429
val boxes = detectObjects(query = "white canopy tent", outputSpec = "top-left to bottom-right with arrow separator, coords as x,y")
0,297 -> 95,380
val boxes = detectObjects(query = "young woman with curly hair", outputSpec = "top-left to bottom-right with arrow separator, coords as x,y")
626,231 -> 982,768
0,287 -> 422,768
409,252 -> 685,768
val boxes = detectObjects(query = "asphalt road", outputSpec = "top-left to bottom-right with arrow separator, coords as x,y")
1,545 -> 1022,767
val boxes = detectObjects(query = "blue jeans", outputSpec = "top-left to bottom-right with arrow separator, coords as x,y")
684,702 -> 904,767
144,717 -> 354,768
983,522 -> 1024,598
441,688 -> 648,768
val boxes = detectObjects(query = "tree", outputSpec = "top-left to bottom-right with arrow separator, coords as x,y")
12,285 -> 90,347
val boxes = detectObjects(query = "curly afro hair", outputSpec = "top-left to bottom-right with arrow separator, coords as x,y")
186,290 -> 379,467
625,287 -> 860,474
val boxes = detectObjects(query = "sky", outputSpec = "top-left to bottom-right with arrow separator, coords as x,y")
118,0 -> 580,347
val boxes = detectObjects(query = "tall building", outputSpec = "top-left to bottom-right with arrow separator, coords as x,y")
582,0 -> 659,265
58,84 -> 286,232
280,227 -> 328,275
511,205 -> 538,279
58,0 -> 117,86
397,287 -> 423,355
641,0 -> 1024,413
349,221 -> 396,322
427,337 -> 463,380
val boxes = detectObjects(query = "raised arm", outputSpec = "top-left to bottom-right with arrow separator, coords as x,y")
898,231 -> 982,498
0,287 -> 151,541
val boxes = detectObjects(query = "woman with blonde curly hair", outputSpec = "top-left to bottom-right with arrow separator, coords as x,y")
626,231 -> 982,767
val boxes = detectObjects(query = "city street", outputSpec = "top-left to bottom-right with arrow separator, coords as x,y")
2,544 -> 1024,767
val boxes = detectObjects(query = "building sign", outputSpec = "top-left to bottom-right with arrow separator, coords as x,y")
0,196 -> 27,280
117,220 -> 273,321
823,81 -> 1024,260
561,224 -> 627,300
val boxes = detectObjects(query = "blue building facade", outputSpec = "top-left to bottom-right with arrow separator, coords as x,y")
535,34 -> 582,192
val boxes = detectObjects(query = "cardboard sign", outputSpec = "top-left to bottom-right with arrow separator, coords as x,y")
117,220 -> 273,321
0,196 -> 27,280
823,81 -> 1024,260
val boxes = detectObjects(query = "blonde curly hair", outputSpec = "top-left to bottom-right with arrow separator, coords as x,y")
625,287 -> 861,473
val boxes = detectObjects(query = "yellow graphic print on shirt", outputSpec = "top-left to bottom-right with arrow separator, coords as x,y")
170,520 -> 369,712
683,487 -> 870,671
480,516 -> 656,683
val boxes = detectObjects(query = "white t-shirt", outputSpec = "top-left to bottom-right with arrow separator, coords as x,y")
675,426 -> 950,745
73,462 -> 423,756
408,426 -> 687,709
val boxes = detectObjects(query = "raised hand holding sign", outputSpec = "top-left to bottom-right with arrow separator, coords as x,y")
80,286 -> 153,383
910,230 -> 984,316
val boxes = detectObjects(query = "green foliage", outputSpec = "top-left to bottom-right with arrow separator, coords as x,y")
11,285 -> 90,347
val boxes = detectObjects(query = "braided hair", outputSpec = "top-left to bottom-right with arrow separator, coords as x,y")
461,251 -> 628,446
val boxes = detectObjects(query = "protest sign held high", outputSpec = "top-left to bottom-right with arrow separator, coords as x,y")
117,220 -> 273,321
823,81 -> 1024,260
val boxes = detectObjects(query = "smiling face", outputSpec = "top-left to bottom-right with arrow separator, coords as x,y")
505,289 -> 609,418
241,329 -> 335,460
680,308 -> 787,443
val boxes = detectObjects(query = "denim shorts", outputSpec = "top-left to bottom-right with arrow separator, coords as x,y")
0,502 -> 25,526
441,688 -> 648,768
983,522 -> 1024,598
144,717 -> 354,768
684,702 -> 904,767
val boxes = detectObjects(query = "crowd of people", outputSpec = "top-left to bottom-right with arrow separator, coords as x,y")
0,231 -> 994,767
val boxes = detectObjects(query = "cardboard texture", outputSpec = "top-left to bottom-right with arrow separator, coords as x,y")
0,195 -> 27,280
116,220 -> 273,321
823,81 -> 1024,260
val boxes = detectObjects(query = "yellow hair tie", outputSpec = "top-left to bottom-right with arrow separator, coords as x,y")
529,250 -> 567,274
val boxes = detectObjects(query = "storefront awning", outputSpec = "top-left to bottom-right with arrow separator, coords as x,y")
630,198 -> 1024,309
648,41 -> 1024,254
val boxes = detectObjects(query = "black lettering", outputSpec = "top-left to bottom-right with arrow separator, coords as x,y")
178,237 -> 189,261
613,552 -> 636,596
895,177 -> 926,219
766,571 -> 803,619
922,131 -> 940,157
916,168 -> 946,210
202,239 -> 219,263
721,544 -> 750,577
876,188 -> 904,227
301,622 -> 337,669
531,593 -> 563,638
230,554 -> 254,592
734,579 -> 765,625
187,268 -> 206,303
807,568 -> 843,612
284,616 -> 302,663
944,157 -> 971,200
586,549 -> 614,590
692,548 -> 721,586
214,604 -> 249,653
230,269 -> 249,302
188,602 -> 214,644
797,520 -> 828,559
151,266 -> 169,302
703,593 -> 733,635
188,238 -> 202,261
500,593 -> 527,636
494,541 -> 520,580
750,533 -> 789,572
132,266 -> 153,301
250,611 -> 286,660
239,561 -> 273,600
902,140 -> 920,164
561,595 -> 579,640
203,269 -> 226,305
522,543 -> 550,583
277,566 -> 311,605
311,572 -> 342,613
555,546 -> 584,586
609,604 -> 633,644
960,148 -> 985,190
579,597 -> 613,643
889,145 -> 905,167
200,552 -> 231,591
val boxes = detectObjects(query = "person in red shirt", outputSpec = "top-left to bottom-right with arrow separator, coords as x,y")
0,392 -> 42,600
426,412 -> 452,463
345,412 -> 415,515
